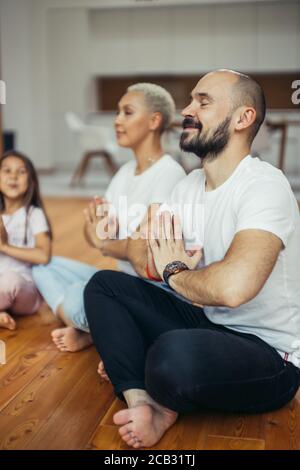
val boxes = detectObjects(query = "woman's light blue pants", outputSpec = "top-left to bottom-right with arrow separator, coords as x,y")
32,256 -> 98,332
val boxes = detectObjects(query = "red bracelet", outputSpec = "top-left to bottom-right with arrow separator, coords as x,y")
146,263 -> 161,282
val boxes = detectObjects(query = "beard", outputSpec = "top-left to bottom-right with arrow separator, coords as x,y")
180,115 -> 232,162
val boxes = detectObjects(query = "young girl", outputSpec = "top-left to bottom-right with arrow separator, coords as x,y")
0,151 -> 52,330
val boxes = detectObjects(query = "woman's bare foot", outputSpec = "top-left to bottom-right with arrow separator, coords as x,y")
51,327 -> 93,352
0,312 -> 16,330
97,360 -> 111,382
113,404 -> 178,448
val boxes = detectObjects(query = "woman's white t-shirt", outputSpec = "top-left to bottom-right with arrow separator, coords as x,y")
164,155 -> 300,367
105,154 -> 186,275
0,206 -> 49,281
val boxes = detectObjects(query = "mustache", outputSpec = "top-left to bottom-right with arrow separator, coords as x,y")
182,117 -> 202,130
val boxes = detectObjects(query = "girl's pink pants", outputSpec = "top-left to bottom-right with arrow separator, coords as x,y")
0,271 -> 42,315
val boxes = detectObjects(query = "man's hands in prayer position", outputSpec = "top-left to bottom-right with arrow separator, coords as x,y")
148,211 -> 202,280
143,201 -> 283,310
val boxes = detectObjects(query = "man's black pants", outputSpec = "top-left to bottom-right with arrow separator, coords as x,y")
84,270 -> 300,414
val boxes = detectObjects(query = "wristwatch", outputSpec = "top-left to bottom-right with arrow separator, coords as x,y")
163,261 -> 189,287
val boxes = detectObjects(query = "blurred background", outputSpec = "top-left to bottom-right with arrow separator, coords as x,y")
0,0 -> 299,198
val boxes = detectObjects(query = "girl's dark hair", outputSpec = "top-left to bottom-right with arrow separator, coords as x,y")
0,150 -> 53,242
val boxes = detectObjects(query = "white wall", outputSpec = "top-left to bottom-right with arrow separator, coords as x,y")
89,2 -> 300,75
50,0 -> 300,171
47,7 -> 92,168
0,0 -> 54,169
0,0 -> 34,156
1,0 -> 299,172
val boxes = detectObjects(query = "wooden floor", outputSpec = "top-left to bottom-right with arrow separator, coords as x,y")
0,197 -> 299,450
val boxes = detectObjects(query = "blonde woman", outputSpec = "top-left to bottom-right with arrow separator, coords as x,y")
32,83 -> 185,352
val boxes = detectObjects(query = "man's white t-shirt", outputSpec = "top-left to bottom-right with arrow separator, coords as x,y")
105,154 -> 186,275
166,155 -> 300,367
0,206 -> 49,281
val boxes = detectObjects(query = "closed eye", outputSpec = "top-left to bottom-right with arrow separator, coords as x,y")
116,108 -> 134,116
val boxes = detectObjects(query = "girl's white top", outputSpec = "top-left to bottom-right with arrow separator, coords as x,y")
0,206 -> 49,281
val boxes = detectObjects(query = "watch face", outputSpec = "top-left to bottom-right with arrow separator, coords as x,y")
163,261 -> 189,285
166,263 -> 175,274
168,261 -> 182,272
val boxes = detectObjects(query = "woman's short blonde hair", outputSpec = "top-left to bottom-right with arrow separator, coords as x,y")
127,82 -> 176,133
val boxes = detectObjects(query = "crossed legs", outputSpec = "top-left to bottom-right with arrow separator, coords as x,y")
84,270 -> 300,448
32,256 -> 97,351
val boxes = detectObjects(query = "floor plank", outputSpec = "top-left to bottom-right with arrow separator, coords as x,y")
1,312 -> 58,364
208,412 -> 265,441
90,424 -> 128,451
25,351 -> 115,450
0,327 -> 59,413
203,435 -> 265,450
264,389 -> 300,450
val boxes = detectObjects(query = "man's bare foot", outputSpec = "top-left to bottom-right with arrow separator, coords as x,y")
0,312 -> 16,330
51,327 -> 93,352
113,404 -> 178,448
97,360 -> 111,382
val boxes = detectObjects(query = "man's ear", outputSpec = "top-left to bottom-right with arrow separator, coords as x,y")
149,112 -> 163,132
235,106 -> 256,132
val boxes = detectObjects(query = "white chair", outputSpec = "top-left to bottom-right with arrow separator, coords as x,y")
65,112 -> 118,186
